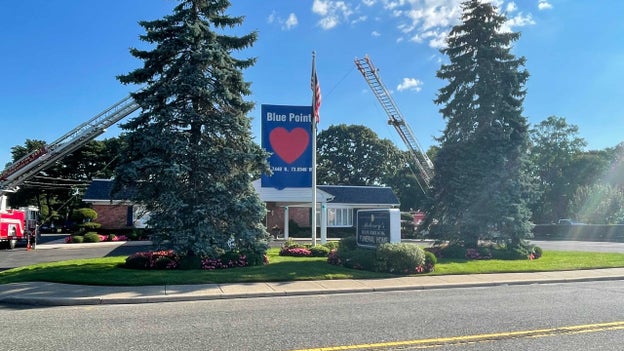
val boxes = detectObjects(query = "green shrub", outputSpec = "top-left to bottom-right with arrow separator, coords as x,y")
124,254 -> 150,269
71,208 -> 98,222
282,239 -> 307,249
178,254 -> 202,270
323,241 -> 339,250
83,232 -> 101,243
154,256 -> 177,269
532,246 -> 543,259
71,235 -> 84,243
338,248 -> 377,271
424,250 -> 437,269
108,234 -> 117,241
339,236 -> 358,251
441,244 -> 467,259
242,250 -> 267,266
309,245 -> 331,257
375,243 -> 425,274
491,246 -> 530,260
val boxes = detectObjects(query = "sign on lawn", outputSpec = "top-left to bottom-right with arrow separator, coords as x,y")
356,209 -> 401,248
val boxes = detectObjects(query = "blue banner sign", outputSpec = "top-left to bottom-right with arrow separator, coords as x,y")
261,104 -> 313,189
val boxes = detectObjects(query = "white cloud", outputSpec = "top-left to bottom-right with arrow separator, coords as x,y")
309,0 -> 540,45
267,11 -> 298,30
504,12 -> 535,31
397,77 -> 423,92
285,13 -> 298,29
371,30 -> 381,37
312,0 -> 354,30
267,11 -> 276,24
538,0 -> 553,10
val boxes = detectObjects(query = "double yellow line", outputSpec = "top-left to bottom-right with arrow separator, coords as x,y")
290,321 -> 624,351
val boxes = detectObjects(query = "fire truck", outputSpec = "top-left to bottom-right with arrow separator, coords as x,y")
0,196 -> 38,249
0,95 -> 139,249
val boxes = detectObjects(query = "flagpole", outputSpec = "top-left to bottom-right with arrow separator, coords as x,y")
311,51 -> 318,247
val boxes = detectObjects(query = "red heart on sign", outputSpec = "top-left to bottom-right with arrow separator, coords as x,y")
269,127 -> 309,164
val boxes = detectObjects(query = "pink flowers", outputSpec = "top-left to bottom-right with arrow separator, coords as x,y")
279,247 -> 312,257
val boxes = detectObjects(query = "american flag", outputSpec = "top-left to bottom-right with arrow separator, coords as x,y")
311,57 -> 321,124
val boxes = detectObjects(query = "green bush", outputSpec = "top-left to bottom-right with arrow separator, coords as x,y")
339,236 -> 358,251
441,244 -> 467,259
71,235 -> 84,243
71,208 -> 98,222
282,239 -> 307,249
424,250 -> 437,268
154,256 -> 177,269
491,246 -> 530,260
375,243 -> 425,274
532,246 -> 543,259
309,245 -> 331,257
178,254 -> 202,270
337,248 -> 377,271
323,241 -> 339,250
124,254 -> 150,269
83,232 -> 101,243
242,250 -> 267,266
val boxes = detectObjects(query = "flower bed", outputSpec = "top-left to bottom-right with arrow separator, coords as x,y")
123,250 -> 269,270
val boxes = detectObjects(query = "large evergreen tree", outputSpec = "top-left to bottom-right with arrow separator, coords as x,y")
427,0 -> 533,248
114,0 -> 269,258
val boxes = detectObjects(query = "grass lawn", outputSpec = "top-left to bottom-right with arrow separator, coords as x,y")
1,248 -> 624,286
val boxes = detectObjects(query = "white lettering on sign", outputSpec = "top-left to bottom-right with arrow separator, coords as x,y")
266,112 -> 287,122
289,113 -> 312,123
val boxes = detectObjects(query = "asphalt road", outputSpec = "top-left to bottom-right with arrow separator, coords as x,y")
2,280 -> 623,350
0,235 -> 153,271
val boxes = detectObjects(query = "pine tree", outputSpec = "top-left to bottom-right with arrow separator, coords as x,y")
114,0 -> 269,259
427,0 -> 533,248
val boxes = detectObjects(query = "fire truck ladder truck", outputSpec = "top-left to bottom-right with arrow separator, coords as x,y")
0,95 -> 139,203
354,55 -> 434,194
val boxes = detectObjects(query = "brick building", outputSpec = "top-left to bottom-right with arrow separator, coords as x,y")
82,179 -> 400,237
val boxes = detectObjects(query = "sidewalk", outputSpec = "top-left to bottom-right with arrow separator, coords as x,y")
2,267 -> 624,306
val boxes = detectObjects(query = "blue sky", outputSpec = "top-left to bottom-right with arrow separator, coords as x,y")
1,0 -> 623,168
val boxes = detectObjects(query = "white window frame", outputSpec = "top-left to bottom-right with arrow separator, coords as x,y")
327,207 -> 353,227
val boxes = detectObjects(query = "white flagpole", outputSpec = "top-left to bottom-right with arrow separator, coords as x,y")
311,51 -> 318,247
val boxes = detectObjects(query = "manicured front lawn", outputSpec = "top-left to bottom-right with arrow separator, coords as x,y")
432,251 -> 624,275
1,248 -> 624,286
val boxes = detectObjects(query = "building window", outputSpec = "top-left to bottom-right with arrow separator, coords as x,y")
327,208 -> 353,227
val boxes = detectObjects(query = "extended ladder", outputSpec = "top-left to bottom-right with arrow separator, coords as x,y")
354,55 -> 434,192
0,95 -> 139,195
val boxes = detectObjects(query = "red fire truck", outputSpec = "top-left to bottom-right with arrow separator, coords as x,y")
0,205 -> 38,249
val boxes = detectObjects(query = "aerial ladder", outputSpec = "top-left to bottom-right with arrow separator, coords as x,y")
354,55 -> 434,194
0,95 -> 139,209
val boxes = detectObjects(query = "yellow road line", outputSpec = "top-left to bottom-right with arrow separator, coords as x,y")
288,321 -> 624,351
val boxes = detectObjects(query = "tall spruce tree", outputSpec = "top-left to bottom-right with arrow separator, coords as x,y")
427,0 -> 533,248
114,0 -> 269,259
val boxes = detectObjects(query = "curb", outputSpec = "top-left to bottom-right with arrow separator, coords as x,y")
3,274 -> 624,307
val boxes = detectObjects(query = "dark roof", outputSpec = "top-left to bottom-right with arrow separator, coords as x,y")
318,185 -> 399,205
83,179 -> 135,201
84,179 -> 399,206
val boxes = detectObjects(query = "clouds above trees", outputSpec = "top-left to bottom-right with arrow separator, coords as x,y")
304,0 -> 544,47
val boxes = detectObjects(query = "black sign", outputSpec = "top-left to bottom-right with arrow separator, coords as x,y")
356,210 -> 391,248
